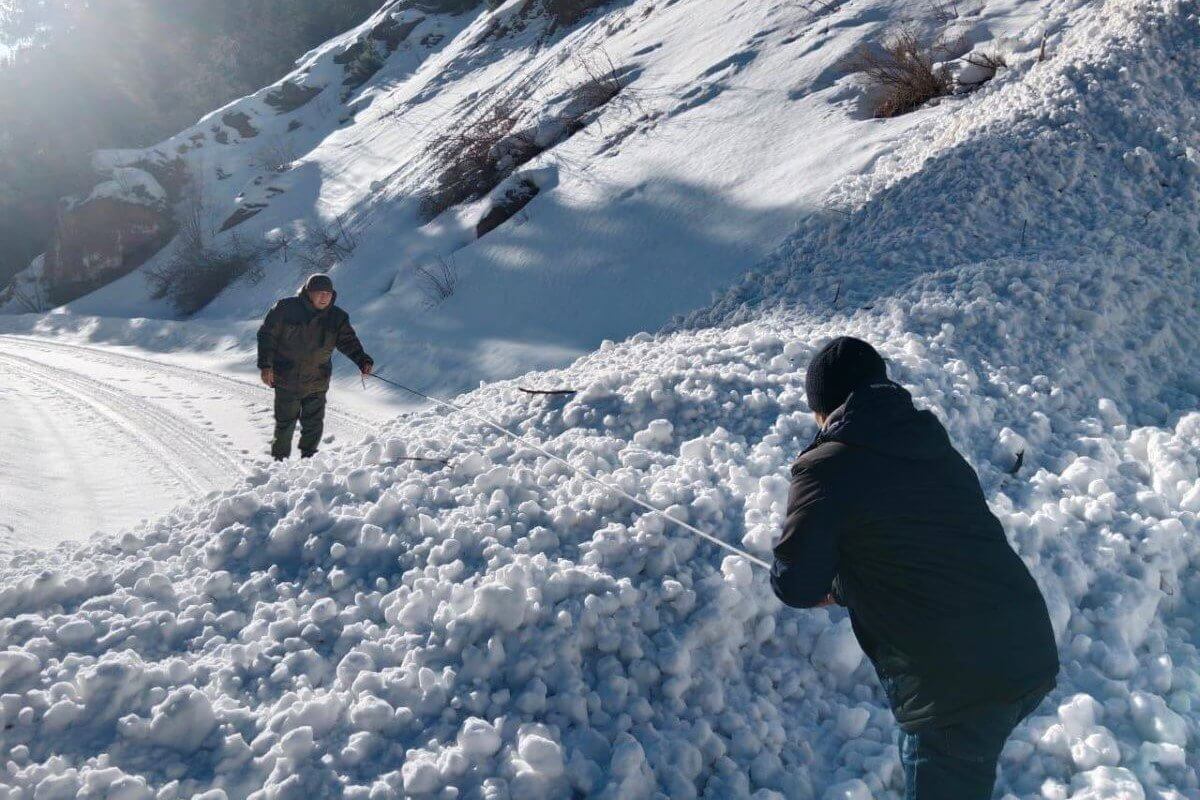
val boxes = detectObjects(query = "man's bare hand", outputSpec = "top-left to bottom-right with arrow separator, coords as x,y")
360,362 -> 374,377
261,368 -> 275,388
815,593 -> 838,607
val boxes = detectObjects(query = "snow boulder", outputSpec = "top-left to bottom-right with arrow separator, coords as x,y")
121,686 -> 217,752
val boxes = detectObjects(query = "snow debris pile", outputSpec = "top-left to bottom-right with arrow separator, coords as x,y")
2,0 -> 1199,798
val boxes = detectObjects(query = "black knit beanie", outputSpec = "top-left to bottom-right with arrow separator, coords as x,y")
805,336 -> 888,415
304,273 -> 334,294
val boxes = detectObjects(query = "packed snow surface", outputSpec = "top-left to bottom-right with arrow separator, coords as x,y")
2,0 -> 1200,799
0,335 -> 389,550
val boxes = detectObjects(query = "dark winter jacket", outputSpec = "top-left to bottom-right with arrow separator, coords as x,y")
256,289 -> 372,395
771,381 -> 1059,730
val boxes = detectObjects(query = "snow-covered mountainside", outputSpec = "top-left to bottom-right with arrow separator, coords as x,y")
4,0 -> 1072,397
2,0 -> 1199,799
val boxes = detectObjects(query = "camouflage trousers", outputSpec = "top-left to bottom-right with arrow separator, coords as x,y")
272,389 -> 327,459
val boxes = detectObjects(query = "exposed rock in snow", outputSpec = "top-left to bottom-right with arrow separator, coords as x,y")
38,167 -> 175,306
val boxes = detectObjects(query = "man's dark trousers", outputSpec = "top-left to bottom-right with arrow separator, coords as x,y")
272,390 -> 327,459
898,690 -> 1047,800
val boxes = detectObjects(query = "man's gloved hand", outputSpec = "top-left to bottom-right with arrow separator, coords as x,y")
261,368 -> 275,387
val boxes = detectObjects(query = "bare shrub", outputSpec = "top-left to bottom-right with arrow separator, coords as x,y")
419,97 -> 542,220
926,0 -> 960,25
848,25 -> 955,117
418,52 -> 637,221
414,256 -> 458,307
145,197 -> 273,314
796,0 -> 844,20
570,47 -> 646,133
6,279 -> 49,313
292,214 -> 358,274
573,50 -> 623,113
255,136 -> 298,174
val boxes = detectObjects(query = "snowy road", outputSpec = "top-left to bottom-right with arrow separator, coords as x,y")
0,335 -> 384,550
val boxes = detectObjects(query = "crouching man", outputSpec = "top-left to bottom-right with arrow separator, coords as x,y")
772,336 -> 1059,800
256,273 -> 373,460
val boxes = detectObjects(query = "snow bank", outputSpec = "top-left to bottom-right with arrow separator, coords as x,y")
1,0 -> 1199,797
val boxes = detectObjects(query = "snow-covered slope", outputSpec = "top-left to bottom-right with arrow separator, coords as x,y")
4,0 -> 1077,397
2,0 -> 1199,799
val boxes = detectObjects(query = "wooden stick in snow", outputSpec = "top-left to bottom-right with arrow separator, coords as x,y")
519,387 -> 578,395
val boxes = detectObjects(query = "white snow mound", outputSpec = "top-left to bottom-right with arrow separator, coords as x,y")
2,0 -> 1199,798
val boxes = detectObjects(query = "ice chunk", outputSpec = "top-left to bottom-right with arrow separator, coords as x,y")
1129,692 -> 1188,745
458,717 -> 502,758
402,754 -> 442,794
812,618 -> 864,681
836,706 -> 871,738
517,730 -> 565,778
347,468 -> 374,496
824,778 -> 873,800
632,419 -> 674,450
138,687 -> 217,752
1069,730 -> 1120,770
1067,766 -> 1145,800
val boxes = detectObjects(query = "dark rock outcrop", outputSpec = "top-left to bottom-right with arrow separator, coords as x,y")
132,155 -> 190,205
219,204 -> 267,232
43,180 -> 176,306
476,178 -> 539,238
370,14 -> 425,49
265,82 -> 324,114
221,111 -> 259,139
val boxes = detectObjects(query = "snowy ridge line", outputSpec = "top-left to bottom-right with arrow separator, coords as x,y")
370,371 -> 772,569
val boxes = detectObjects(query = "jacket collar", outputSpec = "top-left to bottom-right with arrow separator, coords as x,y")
803,381 -> 952,461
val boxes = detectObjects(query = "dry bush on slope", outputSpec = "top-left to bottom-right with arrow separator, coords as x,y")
849,25 -> 957,117
145,197 -> 274,314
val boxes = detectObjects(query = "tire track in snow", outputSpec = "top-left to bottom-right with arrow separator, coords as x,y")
0,349 -> 241,497
0,335 -> 377,440
0,354 -> 110,546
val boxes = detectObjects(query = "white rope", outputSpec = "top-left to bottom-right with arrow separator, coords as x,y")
369,373 -> 771,570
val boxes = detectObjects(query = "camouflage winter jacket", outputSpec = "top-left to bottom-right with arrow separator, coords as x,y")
256,290 -> 372,395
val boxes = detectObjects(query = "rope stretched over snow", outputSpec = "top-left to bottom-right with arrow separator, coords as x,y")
367,372 -> 771,570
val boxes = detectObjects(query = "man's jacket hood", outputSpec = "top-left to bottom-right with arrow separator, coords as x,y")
808,381 -> 952,461
298,284 -> 338,307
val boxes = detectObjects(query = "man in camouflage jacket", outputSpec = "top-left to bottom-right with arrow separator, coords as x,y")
257,273 -> 373,460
